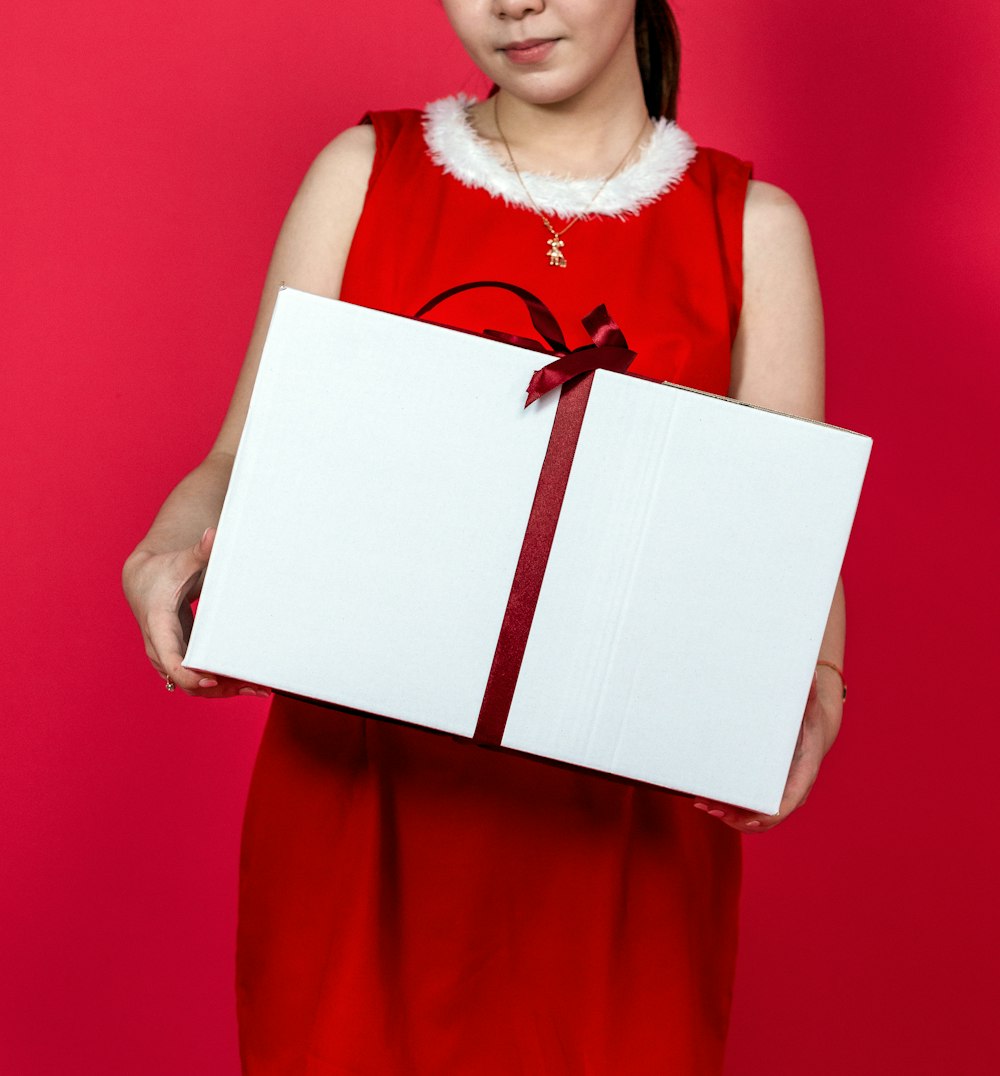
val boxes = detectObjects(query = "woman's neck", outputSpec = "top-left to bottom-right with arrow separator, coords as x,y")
467,73 -> 651,180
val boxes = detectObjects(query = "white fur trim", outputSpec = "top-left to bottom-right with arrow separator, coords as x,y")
422,93 -> 697,220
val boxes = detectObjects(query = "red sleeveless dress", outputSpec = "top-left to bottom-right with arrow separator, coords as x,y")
236,104 -> 751,1075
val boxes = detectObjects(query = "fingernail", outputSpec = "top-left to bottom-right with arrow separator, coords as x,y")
745,820 -> 762,828
693,802 -> 709,811
255,689 -> 270,698
198,678 -> 218,688
239,687 -> 256,696
708,809 -> 726,818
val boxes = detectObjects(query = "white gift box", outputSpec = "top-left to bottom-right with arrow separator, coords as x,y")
184,285 -> 872,813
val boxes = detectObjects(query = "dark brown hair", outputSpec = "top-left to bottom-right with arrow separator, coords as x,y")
635,0 -> 681,119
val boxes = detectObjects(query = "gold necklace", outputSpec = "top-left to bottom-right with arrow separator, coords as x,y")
493,95 -> 651,268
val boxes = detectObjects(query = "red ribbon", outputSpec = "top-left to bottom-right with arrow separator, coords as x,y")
413,280 -> 637,406
413,281 -> 638,747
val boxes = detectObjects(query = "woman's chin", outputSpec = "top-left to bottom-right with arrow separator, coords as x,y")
491,71 -> 593,109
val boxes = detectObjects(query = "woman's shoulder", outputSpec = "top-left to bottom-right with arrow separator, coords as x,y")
743,179 -> 813,250
279,126 -> 377,267
306,103 -> 426,181
310,123 -> 377,174
743,178 -> 806,213
687,143 -> 811,241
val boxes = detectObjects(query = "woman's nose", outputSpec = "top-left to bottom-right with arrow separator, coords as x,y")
493,0 -> 546,21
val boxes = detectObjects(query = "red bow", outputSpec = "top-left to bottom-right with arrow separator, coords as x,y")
414,280 -> 638,406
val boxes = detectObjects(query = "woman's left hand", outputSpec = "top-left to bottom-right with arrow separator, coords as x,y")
692,672 -> 842,832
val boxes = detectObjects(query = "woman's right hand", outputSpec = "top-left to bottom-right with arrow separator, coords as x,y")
123,527 -> 270,699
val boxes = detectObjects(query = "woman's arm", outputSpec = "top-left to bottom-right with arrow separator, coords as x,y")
122,124 -> 376,697
696,179 -> 845,831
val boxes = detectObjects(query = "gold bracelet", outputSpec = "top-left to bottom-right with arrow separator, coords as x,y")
816,659 -> 847,702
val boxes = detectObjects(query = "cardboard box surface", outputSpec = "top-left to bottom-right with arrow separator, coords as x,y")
185,287 -> 872,813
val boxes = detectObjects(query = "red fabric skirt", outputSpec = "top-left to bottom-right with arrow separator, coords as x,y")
236,694 -> 741,1074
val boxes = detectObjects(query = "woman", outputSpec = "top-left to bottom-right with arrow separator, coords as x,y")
124,1 -> 846,1071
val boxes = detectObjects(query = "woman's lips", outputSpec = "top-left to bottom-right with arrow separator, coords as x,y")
501,39 -> 558,65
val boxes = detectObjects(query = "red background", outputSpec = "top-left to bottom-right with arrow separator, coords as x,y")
3,1 -> 998,1072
